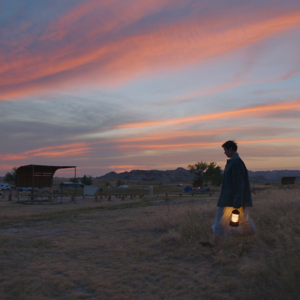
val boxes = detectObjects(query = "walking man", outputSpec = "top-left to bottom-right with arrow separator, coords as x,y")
205,140 -> 256,247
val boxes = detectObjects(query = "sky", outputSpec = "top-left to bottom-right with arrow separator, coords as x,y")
1,0 -> 300,177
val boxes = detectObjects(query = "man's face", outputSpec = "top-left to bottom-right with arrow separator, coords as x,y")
223,147 -> 236,158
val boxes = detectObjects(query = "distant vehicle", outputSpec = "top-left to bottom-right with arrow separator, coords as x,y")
0,183 -> 11,190
18,187 -> 38,192
197,186 -> 210,192
176,184 -> 182,187
118,185 -> 129,188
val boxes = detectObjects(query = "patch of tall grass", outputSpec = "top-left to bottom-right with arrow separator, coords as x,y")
143,188 -> 300,298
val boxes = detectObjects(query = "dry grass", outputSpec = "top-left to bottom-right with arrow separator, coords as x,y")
0,186 -> 299,299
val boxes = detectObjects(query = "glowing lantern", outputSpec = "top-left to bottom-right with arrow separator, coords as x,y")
229,209 -> 240,227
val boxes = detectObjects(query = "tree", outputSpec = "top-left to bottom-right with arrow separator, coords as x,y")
116,179 -> 125,186
187,161 -> 208,181
188,161 -> 222,186
204,162 -> 222,186
81,175 -> 93,185
4,167 -> 17,185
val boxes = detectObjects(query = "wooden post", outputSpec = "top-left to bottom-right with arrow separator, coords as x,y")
32,165 -> 34,203
108,195 -> 111,201
74,167 -> 77,203
95,195 -> 98,202
150,186 -> 153,197
122,195 -> 125,201
9,192 -> 12,202
17,171 -> 19,202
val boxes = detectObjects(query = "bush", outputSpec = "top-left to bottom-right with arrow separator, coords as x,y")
116,179 -> 125,186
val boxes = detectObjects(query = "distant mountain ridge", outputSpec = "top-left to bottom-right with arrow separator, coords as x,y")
97,168 -> 300,183
97,168 -> 194,182
248,170 -> 300,183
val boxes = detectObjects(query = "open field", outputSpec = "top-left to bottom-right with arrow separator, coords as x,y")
0,183 -> 299,299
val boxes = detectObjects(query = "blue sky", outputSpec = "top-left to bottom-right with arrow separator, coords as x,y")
1,0 -> 300,176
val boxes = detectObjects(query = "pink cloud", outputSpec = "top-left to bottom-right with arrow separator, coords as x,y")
1,142 -> 92,161
118,137 -> 300,151
116,99 -> 300,128
1,3 -> 300,100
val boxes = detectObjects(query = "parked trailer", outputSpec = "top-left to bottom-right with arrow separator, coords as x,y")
0,182 -> 11,190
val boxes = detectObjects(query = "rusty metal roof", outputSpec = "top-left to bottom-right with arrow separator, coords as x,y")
16,165 -> 76,188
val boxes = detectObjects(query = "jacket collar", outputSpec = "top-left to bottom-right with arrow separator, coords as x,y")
227,152 -> 239,163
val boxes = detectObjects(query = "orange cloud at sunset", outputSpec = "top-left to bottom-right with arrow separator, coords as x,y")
1,143 -> 92,161
107,127 -> 239,144
0,154 -> 27,160
118,137 -> 300,151
1,4 -> 300,99
116,99 -> 300,129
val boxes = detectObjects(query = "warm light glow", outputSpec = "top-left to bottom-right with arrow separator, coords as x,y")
231,212 -> 240,223
230,209 -> 240,227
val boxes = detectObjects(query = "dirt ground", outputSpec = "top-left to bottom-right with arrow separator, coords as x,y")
0,186 -> 299,300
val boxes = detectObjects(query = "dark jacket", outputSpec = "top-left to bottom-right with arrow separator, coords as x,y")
217,153 -> 252,208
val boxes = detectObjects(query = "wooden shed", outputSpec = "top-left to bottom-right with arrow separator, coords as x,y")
16,164 -> 76,203
16,165 -> 76,188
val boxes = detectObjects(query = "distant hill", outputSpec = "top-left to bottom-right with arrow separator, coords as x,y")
97,168 -> 194,182
248,170 -> 300,183
97,168 -> 300,183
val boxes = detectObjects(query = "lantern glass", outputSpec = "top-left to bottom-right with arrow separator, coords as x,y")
229,209 -> 240,227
